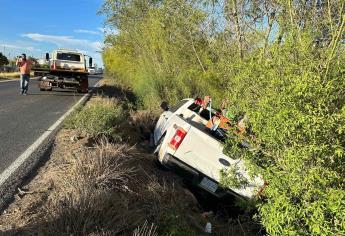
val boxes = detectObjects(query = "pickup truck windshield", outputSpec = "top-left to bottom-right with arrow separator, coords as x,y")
187,103 -> 229,142
57,53 -> 81,62
170,100 -> 189,113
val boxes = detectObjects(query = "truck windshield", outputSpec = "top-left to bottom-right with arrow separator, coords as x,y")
187,103 -> 229,142
57,53 -> 81,62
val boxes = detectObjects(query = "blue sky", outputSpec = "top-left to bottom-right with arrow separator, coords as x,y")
0,0 -> 105,67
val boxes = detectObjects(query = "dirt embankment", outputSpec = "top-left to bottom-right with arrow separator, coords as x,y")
0,80 -> 261,235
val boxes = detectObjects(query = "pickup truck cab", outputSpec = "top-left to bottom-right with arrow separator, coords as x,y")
153,99 -> 263,199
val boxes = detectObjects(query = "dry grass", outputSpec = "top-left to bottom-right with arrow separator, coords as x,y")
0,129 -> 204,235
39,141 -> 137,235
129,110 -> 158,141
0,72 -> 34,79
133,221 -> 158,236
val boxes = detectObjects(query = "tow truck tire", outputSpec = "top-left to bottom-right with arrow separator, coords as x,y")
79,77 -> 88,93
77,89 -> 88,93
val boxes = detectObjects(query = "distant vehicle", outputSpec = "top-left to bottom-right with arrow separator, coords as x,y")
153,98 -> 264,199
32,49 -> 92,93
97,68 -> 103,74
88,67 -> 96,74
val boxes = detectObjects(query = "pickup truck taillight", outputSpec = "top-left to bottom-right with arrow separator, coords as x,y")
169,128 -> 187,150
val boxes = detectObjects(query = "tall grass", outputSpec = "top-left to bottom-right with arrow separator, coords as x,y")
0,72 -> 34,79
21,140 -> 200,235
41,142 -> 139,235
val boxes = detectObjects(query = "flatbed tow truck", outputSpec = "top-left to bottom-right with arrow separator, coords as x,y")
32,49 -> 92,93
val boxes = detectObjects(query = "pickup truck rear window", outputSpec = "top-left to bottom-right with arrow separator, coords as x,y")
170,100 -> 189,113
187,103 -> 228,142
188,103 -> 215,121
57,53 -> 81,62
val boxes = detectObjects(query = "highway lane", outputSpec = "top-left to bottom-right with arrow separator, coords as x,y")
0,75 -> 102,173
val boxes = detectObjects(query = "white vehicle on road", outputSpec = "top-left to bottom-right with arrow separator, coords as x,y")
33,49 -> 92,93
153,98 -> 264,199
88,67 -> 96,74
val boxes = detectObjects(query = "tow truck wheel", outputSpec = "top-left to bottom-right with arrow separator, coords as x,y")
77,88 -> 88,93
79,78 -> 88,93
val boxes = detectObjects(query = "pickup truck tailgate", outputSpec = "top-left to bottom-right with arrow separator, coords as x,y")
173,126 -> 263,198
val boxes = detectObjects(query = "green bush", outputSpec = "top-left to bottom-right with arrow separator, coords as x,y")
65,98 -> 123,138
100,0 -> 345,234
223,35 -> 345,235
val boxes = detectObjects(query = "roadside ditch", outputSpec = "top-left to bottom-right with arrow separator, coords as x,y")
0,79 -> 262,235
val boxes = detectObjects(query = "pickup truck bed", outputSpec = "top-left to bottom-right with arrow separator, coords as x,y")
154,99 -> 263,199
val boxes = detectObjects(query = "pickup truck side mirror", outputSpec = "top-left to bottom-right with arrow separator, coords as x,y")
45,53 -> 50,61
89,58 -> 93,68
160,101 -> 169,111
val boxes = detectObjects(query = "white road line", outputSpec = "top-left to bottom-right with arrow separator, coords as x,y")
0,80 -> 101,186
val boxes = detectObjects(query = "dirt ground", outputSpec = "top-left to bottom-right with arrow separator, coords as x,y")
0,81 -> 262,236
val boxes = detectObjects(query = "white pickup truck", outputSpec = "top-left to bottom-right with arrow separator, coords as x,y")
153,99 -> 264,199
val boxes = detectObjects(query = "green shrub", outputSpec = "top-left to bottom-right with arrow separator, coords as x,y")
223,34 -> 345,235
65,98 -> 123,138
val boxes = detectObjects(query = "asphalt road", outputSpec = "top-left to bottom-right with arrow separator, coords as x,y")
0,75 -> 102,174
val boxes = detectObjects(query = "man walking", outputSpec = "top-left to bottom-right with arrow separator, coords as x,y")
16,54 -> 32,95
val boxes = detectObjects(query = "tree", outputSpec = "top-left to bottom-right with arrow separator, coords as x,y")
0,53 -> 9,66
28,56 -> 39,66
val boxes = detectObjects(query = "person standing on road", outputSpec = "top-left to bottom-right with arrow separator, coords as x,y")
16,54 -> 32,95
